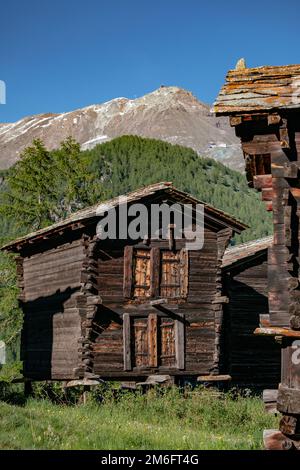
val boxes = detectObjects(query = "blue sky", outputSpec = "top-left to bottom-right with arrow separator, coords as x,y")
0,0 -> 299,122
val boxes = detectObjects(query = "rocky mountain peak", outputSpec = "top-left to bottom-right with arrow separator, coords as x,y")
0,87 -> 243,170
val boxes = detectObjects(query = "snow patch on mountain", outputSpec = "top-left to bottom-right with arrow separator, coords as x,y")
0,86 -> 243,170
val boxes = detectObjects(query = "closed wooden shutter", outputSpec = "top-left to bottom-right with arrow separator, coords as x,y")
160,249 -> 188,299
159,317 -> 176,367
133,249 -> 151,297
123,313 -> 185,371
133,317 -> 149,368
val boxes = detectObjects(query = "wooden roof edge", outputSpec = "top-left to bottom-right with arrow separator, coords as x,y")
222,234 -> 273,269
213,62 -> 300,115
1,182 -> 247,252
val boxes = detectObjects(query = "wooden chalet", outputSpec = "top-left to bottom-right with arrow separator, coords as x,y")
215,63 -> 300,449
2,182 -> 247,385
222,236 -> 281,389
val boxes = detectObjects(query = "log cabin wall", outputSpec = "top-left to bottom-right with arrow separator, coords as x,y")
20,237 -> 86,380
223,253 -> 281,389
214,64 -> 300,447
235,116 -> 297,328
3,183 -> 246,383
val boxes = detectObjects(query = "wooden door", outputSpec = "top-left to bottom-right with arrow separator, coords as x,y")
132,317 -> 149,368
123,313 -> 184,370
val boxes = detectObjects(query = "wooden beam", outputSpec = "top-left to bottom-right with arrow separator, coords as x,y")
148,313 -> 158,368
280,415 -> 299,436
271,163 -> 299,178
265,201 -> 273,211
279,126 -> 290,149
197,374 -> 231,382
229,116 -> 242,127
263,429 -> 300,450
254,327 -> 300,338
253,174 -> 272,190
150,298 -> 167,306
175,314 -> 185,370
150,247 -> 160,297
260,314 -> 271,327
123,246 -> 134,299
277,385 -> 300,415
268,114 -> 281,125
212,296 -> 229,304
263,389 -> 279,414
262,188 -> 273,202
123,313 -> 132,371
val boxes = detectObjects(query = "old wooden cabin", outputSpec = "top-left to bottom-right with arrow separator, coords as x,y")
2,182 -> 250,385
214,62 -> 300,448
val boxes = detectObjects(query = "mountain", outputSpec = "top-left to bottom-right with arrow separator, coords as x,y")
0,86 -> 243,170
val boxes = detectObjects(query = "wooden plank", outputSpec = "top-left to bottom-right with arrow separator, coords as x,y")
123,246 -> 133,299
175,315 -> 185,370
180,249 -> 189,298
279,415 -> 298,436
148,313 -> 158,368
253,174 -> 272,190
263,430 -> 300,450
263,389 -> 278,403
123,313 -> 132,370
277,385 -> 300,414
261,188 -> 273,202
150,247 -> 160,297
197,374 -> 231,382
255,327 -> 300,338
284,206 -> 292,247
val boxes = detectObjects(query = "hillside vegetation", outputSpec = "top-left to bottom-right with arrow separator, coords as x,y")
0,135 -> 272,359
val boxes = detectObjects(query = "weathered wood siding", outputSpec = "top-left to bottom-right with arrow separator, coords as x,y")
92,227 -> 225,378
21,239 -> 85,380
224,256 -> 281,388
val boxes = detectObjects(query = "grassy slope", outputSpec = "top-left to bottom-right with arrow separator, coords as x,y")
0,389 -> 278,450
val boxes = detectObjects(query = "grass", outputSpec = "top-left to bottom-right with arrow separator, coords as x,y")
0,387 -> 279,450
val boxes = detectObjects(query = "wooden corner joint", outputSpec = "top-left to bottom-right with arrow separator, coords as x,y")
264,429 -> 300,450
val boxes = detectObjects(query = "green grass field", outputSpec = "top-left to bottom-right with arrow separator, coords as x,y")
0,387 -> 279,450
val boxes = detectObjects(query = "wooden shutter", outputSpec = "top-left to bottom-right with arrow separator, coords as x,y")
175,314 -> 185,369
150,247 -> 160,297
123,245 -> 134,299
133,318 -> 149,367
123,313 -> 132,370
133,249 -> 151,297
159,317 -> 176,367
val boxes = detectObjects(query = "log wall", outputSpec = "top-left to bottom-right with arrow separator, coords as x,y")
224,256 -> 281,389
21,238 -> 85,380
92,226 -> 229,378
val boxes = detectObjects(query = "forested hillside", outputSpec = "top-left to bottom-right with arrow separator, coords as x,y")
84,136 -> 272,242
0,135 -> 272,358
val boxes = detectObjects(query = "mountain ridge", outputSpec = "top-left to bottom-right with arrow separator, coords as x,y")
0,86 -> 243,170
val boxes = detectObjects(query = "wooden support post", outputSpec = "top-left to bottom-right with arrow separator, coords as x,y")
82,385 -> 90,405
24,380 -> 33,398
264,430 -> 300,450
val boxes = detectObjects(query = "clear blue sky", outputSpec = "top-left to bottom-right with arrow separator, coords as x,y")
1,0 -> 299,122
